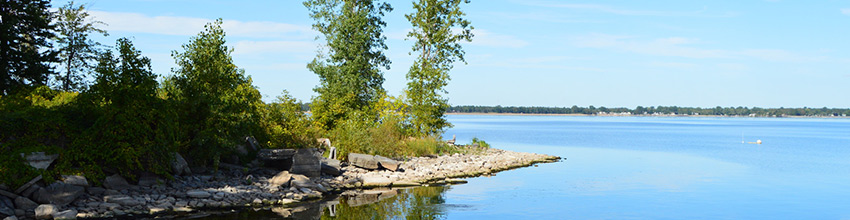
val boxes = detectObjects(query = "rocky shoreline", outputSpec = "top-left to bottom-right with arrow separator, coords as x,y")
0,148 -> 559,219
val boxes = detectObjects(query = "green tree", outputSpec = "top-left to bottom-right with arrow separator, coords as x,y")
404,0 -> 473,136
69,38 -> 176,180
54,0 -> 108,91
304,0 -> 393,130
0,0 -> 57,95
169,19 -> 263,167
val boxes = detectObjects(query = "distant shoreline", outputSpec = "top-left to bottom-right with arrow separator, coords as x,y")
445,112 -> 850,119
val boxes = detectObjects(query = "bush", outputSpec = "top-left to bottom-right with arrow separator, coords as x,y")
259,91 -> 319,149
58,38 -> 177,181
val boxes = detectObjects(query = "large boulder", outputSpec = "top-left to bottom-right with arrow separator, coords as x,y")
21,152 -> 58,170
0,189 -> 17,201
290,148 -> 321,177
34,183 -> 84,207
257,149 -> 295,169
374,156 -> 400,171
186,190 -> 211,199
320,158 -> 341,176
103,195 -> 141,206
60,175 -> 88,187
53,209 -> 77,220
290,175 -> 321,192
360,176 -> 392,188
348,153 -> 379,170
269,171 -> 292,187
102,175 -> 130,190
14,197 -> 38,210
0,196 -> 13,217
137,174 -> 159,187
34,204 -> 57,220
170,153 -> 191,176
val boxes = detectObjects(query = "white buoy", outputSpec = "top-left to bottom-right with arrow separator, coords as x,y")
756,140 -> 762,144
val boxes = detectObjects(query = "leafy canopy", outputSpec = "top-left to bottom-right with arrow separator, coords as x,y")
405,0 -> 473,136
304,0 -> 393,130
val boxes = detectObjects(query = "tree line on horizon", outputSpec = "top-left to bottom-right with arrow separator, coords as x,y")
1,0 -> 475,188
447,105 -> 850,117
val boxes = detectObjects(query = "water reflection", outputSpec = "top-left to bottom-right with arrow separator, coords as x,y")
195,186 -> 451,220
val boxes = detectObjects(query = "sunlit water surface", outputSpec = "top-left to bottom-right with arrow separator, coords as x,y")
200,115 -> 850,219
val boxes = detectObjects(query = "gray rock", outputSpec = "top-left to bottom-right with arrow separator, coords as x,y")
375,155 -> 400,171
170,153 -> 191,176
13,175 -> 41,194
103,189 -> 120,196
86,187 -> 105,196
34,204 -> 57,220
360,176 -> 392,187
102,175 -> 130,190
4,215 -> 18,220
20,185 -> 39,198
257,149 -> 296,161
14,197 -> 37,210
348,153 -> 379,170
21,152 -> 58,170
291,148 -> 322,177
103,195 -> 140,206
61,175 -> 88,187
99,203 -> 120,210
320,158 -> 341,176
0,189 -> 17,200
269,171 -> 292,187
186,190 -> 211,199
0,193 -> 13,209
34,183 -> 85,207
290,175 -> 318,191
0,206 -> 13,217
52,209 -> 76,220
137,175 -> 159,187
13,209 -> 23,217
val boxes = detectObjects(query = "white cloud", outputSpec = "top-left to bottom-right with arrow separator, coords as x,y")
89,11 -> 313,38
233,41 -> 316,55
466,29 -> 529,48
842,8 -> 850,15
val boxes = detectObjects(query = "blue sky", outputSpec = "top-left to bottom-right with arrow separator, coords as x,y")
51,0 -> 850,108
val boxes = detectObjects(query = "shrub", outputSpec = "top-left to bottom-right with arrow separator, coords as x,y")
260,91 -> 319,149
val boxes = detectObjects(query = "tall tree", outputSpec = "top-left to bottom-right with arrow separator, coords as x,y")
405,0 -> 473,136
54,1 -> 108,92
304,0 -> 393,130
75,38 -> 176,178
169,19 -> 263,167
0,0 -> 57,95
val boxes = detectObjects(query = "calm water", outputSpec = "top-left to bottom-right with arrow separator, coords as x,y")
204,115 -> 850,219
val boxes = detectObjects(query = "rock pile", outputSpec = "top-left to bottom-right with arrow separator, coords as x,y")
0,148 -> 558,219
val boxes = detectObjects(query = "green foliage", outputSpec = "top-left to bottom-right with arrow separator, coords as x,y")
54,0 -> 108,91
470,137 -> 490,148
62,38 -> 176,181
405,0 -> 473,137
259,91 -> 319,149
304,0 -> 393,130
0,86 -> 75,188
169,19 -> 264,167
0,0 -> 58,95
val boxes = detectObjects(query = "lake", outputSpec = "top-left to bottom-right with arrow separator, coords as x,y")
204,115 -> 850,219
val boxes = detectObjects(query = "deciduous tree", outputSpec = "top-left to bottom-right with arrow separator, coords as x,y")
405,0 -> 473,136
304,0 -> 393,130
54,1 -> 108,91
